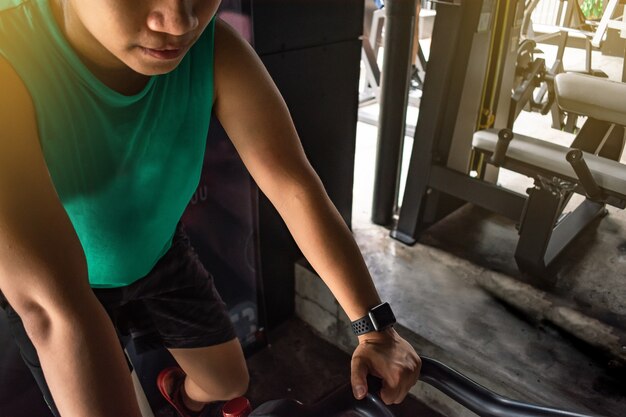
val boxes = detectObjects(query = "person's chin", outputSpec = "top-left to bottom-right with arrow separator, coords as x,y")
124,47 -> 188,76
130,58 -> 184,76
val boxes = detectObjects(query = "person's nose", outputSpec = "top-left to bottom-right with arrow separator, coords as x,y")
147,1 -> 199,36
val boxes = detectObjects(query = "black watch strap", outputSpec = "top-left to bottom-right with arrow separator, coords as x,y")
351,316 -> 374,335
351,302 -> 396,336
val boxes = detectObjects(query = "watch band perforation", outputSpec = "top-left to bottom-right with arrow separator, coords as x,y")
351,317 -> 373,335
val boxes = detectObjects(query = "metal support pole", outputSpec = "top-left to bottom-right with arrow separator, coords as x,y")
371,0 -> 418,225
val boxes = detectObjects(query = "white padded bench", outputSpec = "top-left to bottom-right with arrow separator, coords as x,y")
473,129 -> 626,198
555,73 -> 626,126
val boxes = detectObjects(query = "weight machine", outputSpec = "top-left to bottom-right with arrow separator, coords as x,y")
386,0 -> 626,277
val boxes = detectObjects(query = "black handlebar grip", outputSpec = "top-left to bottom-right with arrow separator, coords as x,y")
490,129 -> 514,167
366,375 -> 384,395
566,149 -> 603,200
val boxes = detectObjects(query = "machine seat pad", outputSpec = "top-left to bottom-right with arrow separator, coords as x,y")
555,73 -> 626,126
473,129 -> 626,197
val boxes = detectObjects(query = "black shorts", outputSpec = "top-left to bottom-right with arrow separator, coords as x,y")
92,223 -> 237,352
0,223 -> 236,416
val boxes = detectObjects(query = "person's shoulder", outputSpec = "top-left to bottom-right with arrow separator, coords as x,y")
0,1 -> 34,102
213,18 -> 253,67
0,54 -> 33,114
0,54 -> 38,167
214,18 -> 242,44
0,53 -> 40,200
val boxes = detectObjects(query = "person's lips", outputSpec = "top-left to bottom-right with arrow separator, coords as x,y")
140,46 -> 188,60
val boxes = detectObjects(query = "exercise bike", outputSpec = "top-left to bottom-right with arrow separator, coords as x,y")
225,357 -> 599,417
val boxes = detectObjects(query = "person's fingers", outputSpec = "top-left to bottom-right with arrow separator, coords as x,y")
395,378 -> 415,404
380,363 -> 422,404
379,375 -> 402,405
351,333 -> 422,404
350,355 -> 370,400
393,361 -> 421,403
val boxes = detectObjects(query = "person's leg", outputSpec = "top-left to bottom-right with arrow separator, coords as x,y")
139,224 -> 245,415
168,339 -> 248,412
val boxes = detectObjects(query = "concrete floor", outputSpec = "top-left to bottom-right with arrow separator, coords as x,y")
350,27 -> 626,417
350,210 -> 626,416
351,127 -> 626,416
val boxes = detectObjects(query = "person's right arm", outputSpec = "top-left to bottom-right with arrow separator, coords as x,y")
0,58 -> 143,417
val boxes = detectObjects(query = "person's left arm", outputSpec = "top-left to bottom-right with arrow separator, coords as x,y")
212,19 -> 420,404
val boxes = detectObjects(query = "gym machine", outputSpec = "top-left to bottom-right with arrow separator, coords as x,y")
517,1 -> 626,132
389,0 -> 626,277
522,0 -> 599,71
378,0 -> 504,229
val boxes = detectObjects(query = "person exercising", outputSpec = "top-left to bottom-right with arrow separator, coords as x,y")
0,1 -> 421,417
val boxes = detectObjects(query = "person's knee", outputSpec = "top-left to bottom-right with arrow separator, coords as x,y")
217,346 -> 249,399
194,360 -> 249,401
222,368 -> 249,400
172,338 -> 250,401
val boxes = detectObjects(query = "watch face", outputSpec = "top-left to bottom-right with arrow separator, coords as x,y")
370,302 -> 396,331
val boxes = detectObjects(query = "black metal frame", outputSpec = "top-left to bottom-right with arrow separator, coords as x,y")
393,0 -> 501,242
571,117 -> 626,160
509,31 -> 569,131
391,165 -> 527,245
515,185 -> 607,277
371,0 -> 419,225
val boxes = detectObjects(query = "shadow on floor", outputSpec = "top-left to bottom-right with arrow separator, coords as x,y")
419,203 -> 626,332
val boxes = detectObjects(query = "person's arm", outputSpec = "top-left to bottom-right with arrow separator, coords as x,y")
213,20 -> 420,404
0,58 -> 143,417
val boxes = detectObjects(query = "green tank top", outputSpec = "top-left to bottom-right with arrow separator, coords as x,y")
0,0 -> 215,287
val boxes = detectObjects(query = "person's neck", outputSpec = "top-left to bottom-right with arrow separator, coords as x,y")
50,0 -> 150,96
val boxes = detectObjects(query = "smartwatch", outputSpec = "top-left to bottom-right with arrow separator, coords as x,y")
351,302 -> 396,336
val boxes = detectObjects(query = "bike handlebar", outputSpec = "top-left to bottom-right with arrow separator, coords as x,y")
419,356 -> 598,417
